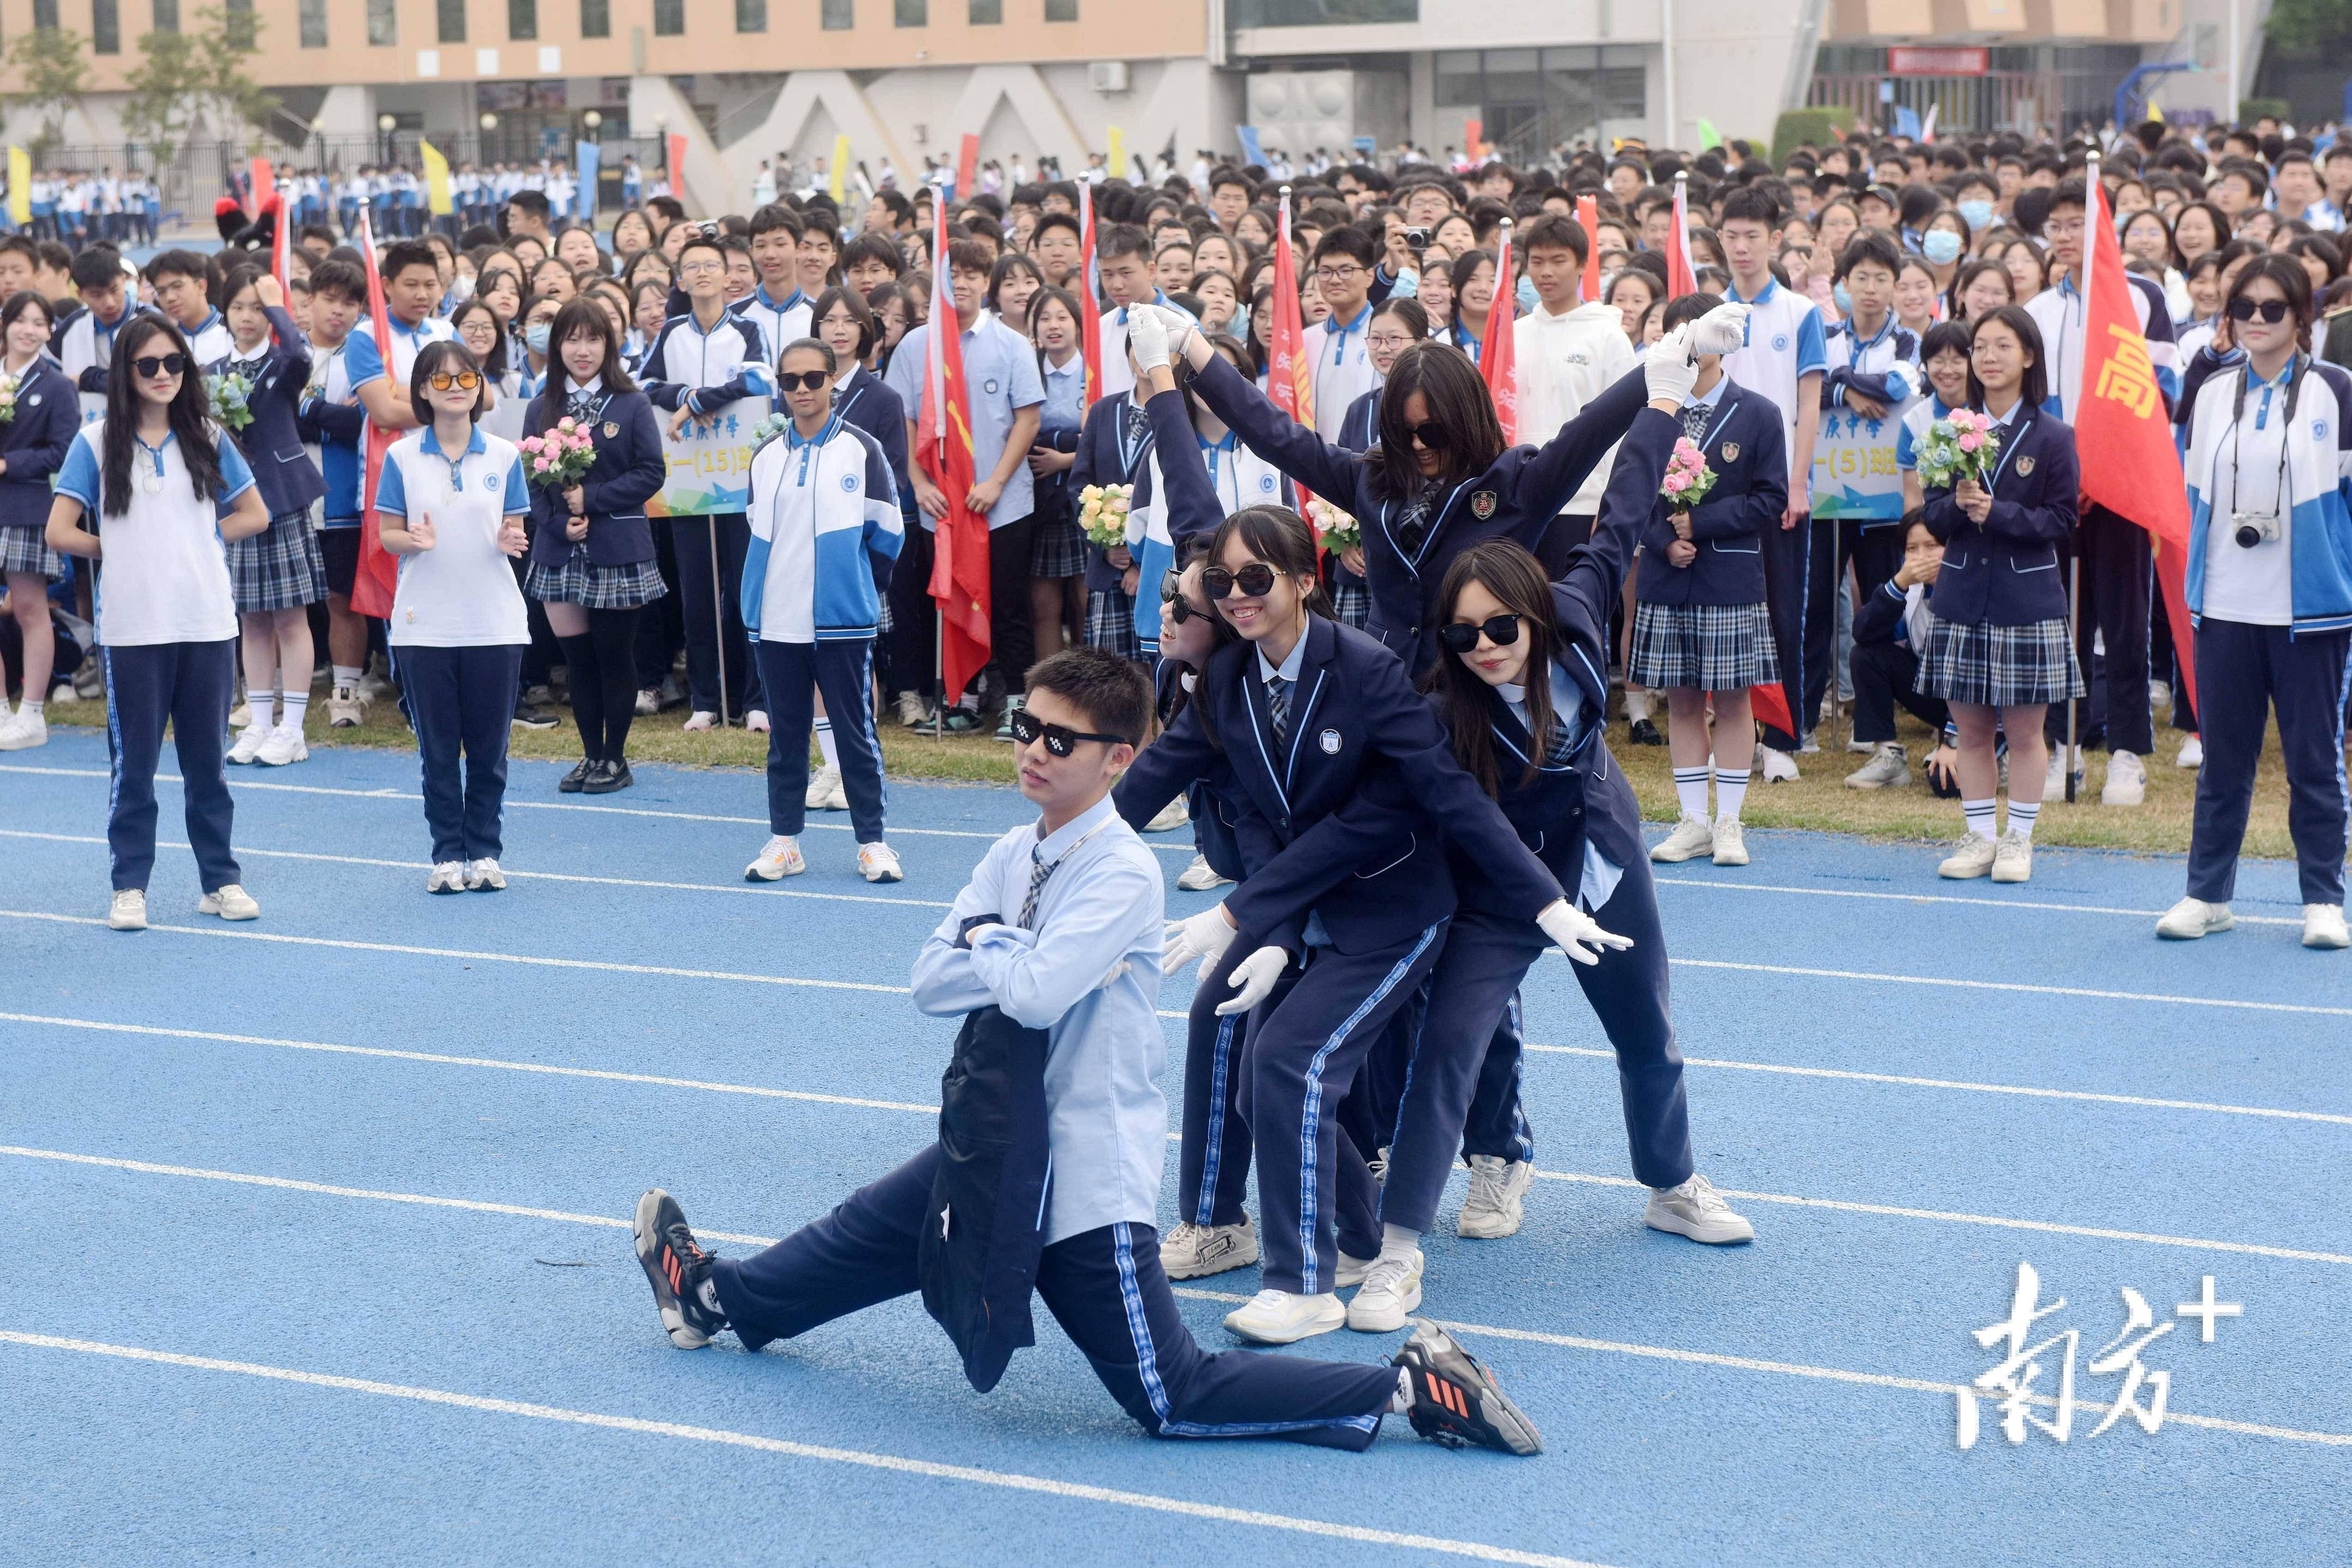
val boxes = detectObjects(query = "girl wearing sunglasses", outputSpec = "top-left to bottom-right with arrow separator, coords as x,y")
373,340 -> 533,894
0,289 -> 81,754
2161,255 -> 2352,950
45,313 -> 272,933
211,264 -> 328,769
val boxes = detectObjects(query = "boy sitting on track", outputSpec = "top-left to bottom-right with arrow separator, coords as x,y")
631,645 -> 1540,1455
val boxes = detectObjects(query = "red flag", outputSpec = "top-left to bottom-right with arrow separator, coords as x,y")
1576,193 -> 1601,303
246,157 -> 271,222
2076,170 -> 2199,718
1267,187 -> 1316,517
1076,181 -> 1102,409
348,207 -> 403,621
920,201 -> 993,705
955,133 -> 979,202
1748,681 -> 1796,737
269,181 -> 293,296
1480,217 -> 1518,442
1666,173 -> 1698,298
666,133 -> 688,207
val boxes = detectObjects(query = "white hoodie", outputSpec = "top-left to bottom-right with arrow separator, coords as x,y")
1514,297 -> 1638,515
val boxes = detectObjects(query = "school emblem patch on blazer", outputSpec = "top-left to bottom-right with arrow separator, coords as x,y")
1720,441 -> 1739,461
1319,728 -> 1342,754
602,421 -> 619,438
2017,456 -> 2035,476
1471,490 -> 1497,519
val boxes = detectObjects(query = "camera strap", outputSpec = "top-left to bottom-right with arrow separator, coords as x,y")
2223,352 -> 2302,522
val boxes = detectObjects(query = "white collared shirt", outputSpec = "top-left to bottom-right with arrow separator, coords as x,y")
373,423 -> 532,646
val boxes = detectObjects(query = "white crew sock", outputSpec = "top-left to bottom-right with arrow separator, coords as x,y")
1962,797 -> 1997,840
331,665 -> 362,690
1380,1222 -> 1420,1261
1713,766 -> 1751,824
246,690 -> 276,730
1624,687 -> 1652,723
1390,1364 -> 1416,1413
2006,798 -> 2040,842
815,715 -> 840,771
18,697 -> 41,718
1671,766 -> 1710,820
280,689 -> 310,732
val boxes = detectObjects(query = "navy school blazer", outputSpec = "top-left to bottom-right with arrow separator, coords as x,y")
836,363 -> 915,567
211,305 -> 326,519
1634,382 -> 1787,607
1918,403 -> 2078,627
1186,350 -> 1649,678
523,388 -> 667,569
1070,390 -> 1154,594
1153,659 -> 1246,885
0,357 -> 80,531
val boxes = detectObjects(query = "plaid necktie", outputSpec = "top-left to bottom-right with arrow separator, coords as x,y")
1266,675 -> 1292,751
1018,847 -> 1055,929
1680,402 -> 1713,445
567,387 -> 607,422
1123,400 -> 1150,468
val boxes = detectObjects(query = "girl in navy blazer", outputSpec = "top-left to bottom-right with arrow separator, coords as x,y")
0,290 -> 80,750
1632,292 -> 1791,870
1329,297 -> 1430,629
1916,304 -> 2082,885
522,298 -> 669,795
211,265 -> 327,767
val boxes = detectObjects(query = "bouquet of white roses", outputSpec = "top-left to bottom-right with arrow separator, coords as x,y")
1305,495 -> 1360,553
1079,483 -> 1133,548
205,370 -> 254,433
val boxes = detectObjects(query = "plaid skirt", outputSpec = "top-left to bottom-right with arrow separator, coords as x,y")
1628,600 -> 1780,691
0,523 -> 60,580
524,549 -> 669,609
1032,512 -> 1089,579
1914,612 -> 2085,707
1330,577 -> 1370,628
227,509 -> 327,612
1085,588 -> 1141,661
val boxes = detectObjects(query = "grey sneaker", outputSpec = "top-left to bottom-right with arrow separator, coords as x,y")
1649,814 -> 1715,863
1645,1172 -> 1754,1244
2155,897 -> 2233,940
1457,1155 -> 1533,1238
427,861 -> 466,894
1937,832 -> 1997,880
464,858 -> 507,892
1990,828 -> 2033,884
107,888 -> 148,931
1393,1320 -> 1544,1455
1160,1215 -> 1259,1279
1844,742 -> 1909,789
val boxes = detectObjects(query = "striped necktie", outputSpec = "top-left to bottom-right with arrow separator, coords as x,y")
1019,847 -> 1055,929
1267,675 -> 1292,751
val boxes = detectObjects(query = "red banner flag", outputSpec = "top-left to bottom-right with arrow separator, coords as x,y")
956,133 -> 979,202
1268,187 -> 1317,517
1576,193 -> 1601,303
666,133 -> 688,208
920,201 -> 993,705
1076,181 -> 1102,409
2076,169 -> 2199,718
269,177 -> 293,296
349,207 -> 403,621
1480,217 -> 1518,442
247,157 -> 271,222
1666,173 -> 1698,298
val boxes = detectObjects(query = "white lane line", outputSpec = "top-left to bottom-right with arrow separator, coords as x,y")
0,830 -> 956,911
1664,956 -> 2352,1019
0,1332 -> 1611,1568
1653,874 -> 2305,928
1523,1042 -> 2352,1131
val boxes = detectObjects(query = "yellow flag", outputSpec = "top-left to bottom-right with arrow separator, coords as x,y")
1106,126 -> 1127,180
419,140 -> 452,216
829,135 -> 850,204
6,148 -> 27,227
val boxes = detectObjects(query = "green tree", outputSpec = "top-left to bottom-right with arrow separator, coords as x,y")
121,5 -> 278,163
2265,0 -> 2352,57
5,27 -> 95,161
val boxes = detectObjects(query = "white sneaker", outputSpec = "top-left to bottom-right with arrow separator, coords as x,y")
894,690 -> 929,728
2150,678 -> 2171,710
48,684 -> 75,710
1144,795 -> 1190,833
2101,748 -> 2147,806
256,725 -> 308,766
1711,817 -> 1749,866
2155,897 -> 2233,940
197,884 -> 260,920
1844,742 -> 1909,790
1333,1251 -> 1376,1289
107,888 -> 147,931
1160,1216 -> 1259,1279
1797,732 -> 1821,755
229,698 -> 250,728
745,834 -> 806,881
1222,1288 -> 1345,1344
226,724 -> 271,764
681,710 -> 718,732
1645,1172 -> 1754,1244
326,683 -> 363,728
2046,748 -> 2069,797
1756,745 -> 1800,783
1938,832 -> 1997,880
745,709 -> 770,733
356,669 -> 393,704
634,687 -> 661,717
1457,1155 -> 1534,1239
427,861 -> 466,894
2176,736 -> 2204,769
857,842 -> 904,883
1649,814 -> 1715,863
465,858 -> 507,891
2305,904 -> 2351,950
0,710 -> 46,750
1345,1249 -> 1425,1333
1990,827 -> 2033,883
804,764 -> 848,811
1176,853 -> 1233,891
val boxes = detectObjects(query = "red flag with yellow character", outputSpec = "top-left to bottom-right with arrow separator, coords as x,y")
920,202 -> 993,705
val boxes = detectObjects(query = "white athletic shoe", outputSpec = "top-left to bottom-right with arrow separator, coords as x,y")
1144,795 -> 1190,833
1333,1251 -> 1377,1289
197,884 -> 260,921
256,725 -> 308,766
356,669 -> 393,704
1756,745 -> 1800,783
107,888 -> 147,931
681,710 -> 718,732
1711,818 -> 1749,866
805,764 -> 849,811
427,861 -> 467,894
745,709 -> 770,733
1345,1249 -> 1425,1333
1938,832 -> 1998,880
894,690 -> 929,728
326,683 -> 364,728
746,834 -> 807,881
2101,748 -> 2147,806
2155,897 -> 2233,941
1159,1216 -> 1259,1279
1649,815 -> 1715,863
1457,1155 -> 1534,1239
0,710 -> 47,750
465,858 -> 507,892
857,842 -> 904,883
2176,736 -> 2204,769
2046,748 -> 2070,797
1176,853 -> 1233,891
634,687 -> 661,717
1645,1173 -> 1754,1244
227,724 -> 272,765
1990,828 -> 2033,884
1223,1288 -> 1345,1344
2305,904 -> 2351,951
1844,742 -> 1909,790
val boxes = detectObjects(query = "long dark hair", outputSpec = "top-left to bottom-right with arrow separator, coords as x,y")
1369,342 -> 1505,502
1965,304 -> 2048,415
1159,534 -> 1242,733
532,296 -> 637,427
810,283 -> 879,365
2229,253 -> 2318,354
1206,505 -> 1335,620
102,315 -> 222,518
1428,539 -> 1558,794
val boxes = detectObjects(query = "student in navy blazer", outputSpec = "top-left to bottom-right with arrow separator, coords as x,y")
0,290 -> 78,742
1066,385 -> 1155,662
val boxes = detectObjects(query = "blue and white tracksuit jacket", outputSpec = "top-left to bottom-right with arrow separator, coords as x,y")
740,416 -> 905,642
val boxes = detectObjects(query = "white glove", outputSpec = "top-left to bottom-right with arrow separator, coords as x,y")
1161,905 -> 1239,976
1152,304 -> 1204,359
1689,300 -> 1750,357
1535,897 -> 1634,967
1127,301 -> 1171,371
1644,325 -> 1699,406
1213,944 -> 1290,1016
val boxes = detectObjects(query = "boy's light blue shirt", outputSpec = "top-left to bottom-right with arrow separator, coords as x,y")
884,311 -> 1046,530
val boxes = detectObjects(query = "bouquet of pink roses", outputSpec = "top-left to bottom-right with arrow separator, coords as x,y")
1660,438 -> 1718,512
518,417 -> 597,489
1914,408 -> 2001,490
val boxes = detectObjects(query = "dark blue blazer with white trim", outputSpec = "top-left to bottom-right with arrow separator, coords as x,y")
1070,390 -> 1152,593
0,357 -> 80,532
1634,383 -> 1786,607
1918,403 -> 2078,627
211,305 -> 326,519
523,388 -> 667,568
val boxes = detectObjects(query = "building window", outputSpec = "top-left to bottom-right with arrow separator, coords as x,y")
152,0 -> 177,29
821,0 -> 850,24
437,0 -> 464,38
509,0 -> 534,35
580,0 -> 609,34
736,0 -> 764,28
33,0 -> 57,26
653,0 -> 683,32
223,0 -> 254,45
968,0 -> 997,19
893,0 -> 923,24
1044,0 -> 1075,18
94,0 -> 120,51
367,0 -> 396,43
299,0 -> 326,43
1433,46 -> 1647,162
1229,0 -> 1411,22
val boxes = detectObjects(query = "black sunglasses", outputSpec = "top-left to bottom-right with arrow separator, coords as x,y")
1200,563 -> 1278,599
776,370 -> 832,392
2226,297 -> 2292,324
1404,419 -> 1451,449
1436,613 -> 1523,653
1007,708 -> 1125,756
132,352 -> 188,378
1160,569 -> 1208,624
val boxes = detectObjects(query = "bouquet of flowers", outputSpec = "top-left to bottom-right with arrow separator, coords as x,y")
1078,482 -> 1133,548
749,410 -> 792,444
1305,495 -> 1360,553
1661,438 -> 1718,512
205,370 -> 253,433
0,370 -> 19,426
1914,408 -> 2002,491
519,416 -> 598,488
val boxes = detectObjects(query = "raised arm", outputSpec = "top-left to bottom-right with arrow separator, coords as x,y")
1177,337 -> 1369,508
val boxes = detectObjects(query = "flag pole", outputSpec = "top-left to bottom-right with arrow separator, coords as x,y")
2065,555 -> 2081,803
709,520 -> 730,726
2066,150 -> 2099,802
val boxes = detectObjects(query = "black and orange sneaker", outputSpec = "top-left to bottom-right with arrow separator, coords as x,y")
1393,1319 -> 1543,1456
633,1188 -> 727,1349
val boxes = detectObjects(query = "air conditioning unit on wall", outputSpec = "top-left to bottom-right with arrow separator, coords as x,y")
1088,61 -> 1129,94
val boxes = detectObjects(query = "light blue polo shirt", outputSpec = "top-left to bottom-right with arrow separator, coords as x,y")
1721,276 -> 1828,467
884,311 -> 1046,531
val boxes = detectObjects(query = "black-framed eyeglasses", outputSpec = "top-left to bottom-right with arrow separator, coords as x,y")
1007,709 -> 1125,756
776,370 -> 832,392
1160,569 -> 1208,624
1200,562 -> 1278,599
427,370 -> 482,391
1436,613 -> 1523,653
1404,419 -> 1451,449
2226,297 -> 2291,324
132,353 -> 188,378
